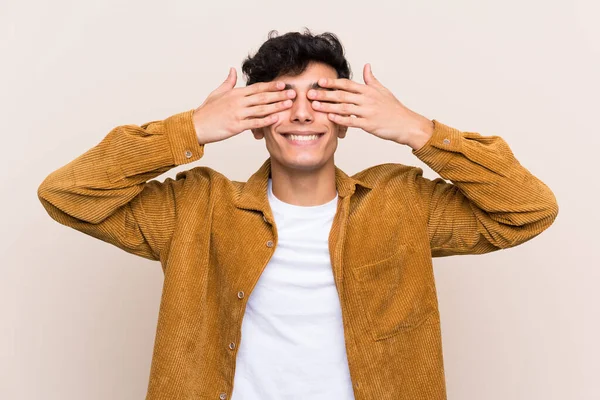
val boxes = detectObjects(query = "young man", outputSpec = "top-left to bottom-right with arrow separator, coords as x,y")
38,30 -> 558,399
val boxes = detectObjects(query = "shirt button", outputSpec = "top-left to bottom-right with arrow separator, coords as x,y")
219,393 -> 227,400
184,150 -> 193,158
266,240 -> 274,248
237,291 -> 245,299
228,342 -> 236,350
442,138 -> 450,145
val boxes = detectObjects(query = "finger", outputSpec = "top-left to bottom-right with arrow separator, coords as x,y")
363,63 -> 381,87
307,88 -> 363,105
317,77 -> 365,94
212,67 -> 237,95
327,113 -> 365,128
239,114 -> 279,131
240,80 -> 286,97
243,88 -> 296,107
241,99 -> 293,118
311,101 -> 363,117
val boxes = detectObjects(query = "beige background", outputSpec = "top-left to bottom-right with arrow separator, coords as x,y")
2,0 -> 598,399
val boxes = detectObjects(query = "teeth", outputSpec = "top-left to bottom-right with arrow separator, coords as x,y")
286,134 -> 321,141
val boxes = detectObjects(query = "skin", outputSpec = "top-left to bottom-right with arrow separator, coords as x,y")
250,62 -> 348,207
192,61 -> 434,207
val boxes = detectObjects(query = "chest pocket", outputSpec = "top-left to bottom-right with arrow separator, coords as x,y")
351,243 -> 437,341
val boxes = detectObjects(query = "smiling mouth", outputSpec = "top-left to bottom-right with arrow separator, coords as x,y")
281,133 -> 325,143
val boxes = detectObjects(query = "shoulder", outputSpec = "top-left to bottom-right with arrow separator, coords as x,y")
173,166 -> 242,194
352,163 -> 427,189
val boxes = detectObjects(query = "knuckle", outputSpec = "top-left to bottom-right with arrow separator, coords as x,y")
263,82 -> 273,92
227,121 -> 238,133
249,83 -> 261,95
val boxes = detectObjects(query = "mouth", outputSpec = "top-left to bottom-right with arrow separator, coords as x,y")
280,132 -> 325,146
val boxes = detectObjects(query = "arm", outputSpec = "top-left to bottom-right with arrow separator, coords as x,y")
410,119 -> 559,257
37,109 -> 204,262
306,65 -> 558,257
38,69 -> 296,263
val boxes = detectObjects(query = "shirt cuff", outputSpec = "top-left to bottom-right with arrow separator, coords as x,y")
164,108 -> 205,165
411,119 -> 464,171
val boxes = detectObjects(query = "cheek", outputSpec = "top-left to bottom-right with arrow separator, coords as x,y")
317,114 -> 339,132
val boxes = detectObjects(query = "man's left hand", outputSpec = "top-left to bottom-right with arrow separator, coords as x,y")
309,64 -> 434,150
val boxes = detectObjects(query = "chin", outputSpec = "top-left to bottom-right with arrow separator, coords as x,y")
274,154 -> 331,172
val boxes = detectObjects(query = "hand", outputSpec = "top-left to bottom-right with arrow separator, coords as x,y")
307,64 -> 434,149
192,68 -> 296,145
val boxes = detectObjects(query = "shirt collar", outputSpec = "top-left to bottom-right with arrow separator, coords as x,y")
233,157 -> 373,214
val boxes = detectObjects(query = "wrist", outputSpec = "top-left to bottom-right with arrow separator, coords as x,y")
406,117 -> 434,151
192,109 -> 207,145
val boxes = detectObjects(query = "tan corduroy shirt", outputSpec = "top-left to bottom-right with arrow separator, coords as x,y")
38,109 -> 558,399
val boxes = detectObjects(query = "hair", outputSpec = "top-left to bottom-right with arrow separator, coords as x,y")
242,28 -> 352,86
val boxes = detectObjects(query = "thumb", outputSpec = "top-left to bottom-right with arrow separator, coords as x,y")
213,67 -> 237,94
363,63 -> 380,86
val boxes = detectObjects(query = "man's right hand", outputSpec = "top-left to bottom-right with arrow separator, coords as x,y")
192,68 -> 296,145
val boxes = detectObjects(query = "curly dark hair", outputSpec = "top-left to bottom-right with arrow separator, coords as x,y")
242,28 -> 352,86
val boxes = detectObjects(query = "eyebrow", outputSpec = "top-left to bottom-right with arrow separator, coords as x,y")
283,82 -> 333,91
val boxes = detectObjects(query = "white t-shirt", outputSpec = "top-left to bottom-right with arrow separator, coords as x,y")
230,178 -> 355,400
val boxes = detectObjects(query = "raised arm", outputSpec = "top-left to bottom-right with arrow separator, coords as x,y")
37,110 -> 204,261
305,64 -> 558,257
37,68 -> 296,262
410,120 -> 559,257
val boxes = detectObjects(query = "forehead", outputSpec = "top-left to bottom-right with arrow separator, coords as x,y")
277,62 -> 337,90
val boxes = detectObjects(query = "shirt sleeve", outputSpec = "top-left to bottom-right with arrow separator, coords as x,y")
411,119 -> 559,257
37,108 -> 205,262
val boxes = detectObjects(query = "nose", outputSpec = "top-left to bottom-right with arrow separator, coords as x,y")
289,91 -> 314,123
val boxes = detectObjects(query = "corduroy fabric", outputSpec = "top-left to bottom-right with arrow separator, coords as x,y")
38,109 -> 558,399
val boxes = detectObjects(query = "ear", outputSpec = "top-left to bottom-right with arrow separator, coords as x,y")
251,128 -> 264,140
337,125 -> 348,139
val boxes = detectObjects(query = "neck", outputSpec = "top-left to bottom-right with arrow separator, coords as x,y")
269,158 -> 337,206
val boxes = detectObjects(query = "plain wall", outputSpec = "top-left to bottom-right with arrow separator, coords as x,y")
1,0 -> 598,399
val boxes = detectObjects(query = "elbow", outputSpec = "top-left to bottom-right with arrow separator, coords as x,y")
37,174 -> 62,218
37,176 -> 51,206
543,192 -> 559,227
37,179 -> 49,202
37,179 -> 57,220
504,195 -> 559,249
37,172 -> 57,206
521,194 -> 559,245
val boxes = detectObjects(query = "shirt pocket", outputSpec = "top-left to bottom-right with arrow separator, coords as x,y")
351,243 -> 437,341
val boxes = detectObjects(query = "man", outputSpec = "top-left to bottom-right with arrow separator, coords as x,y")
38,30 -> 558,399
